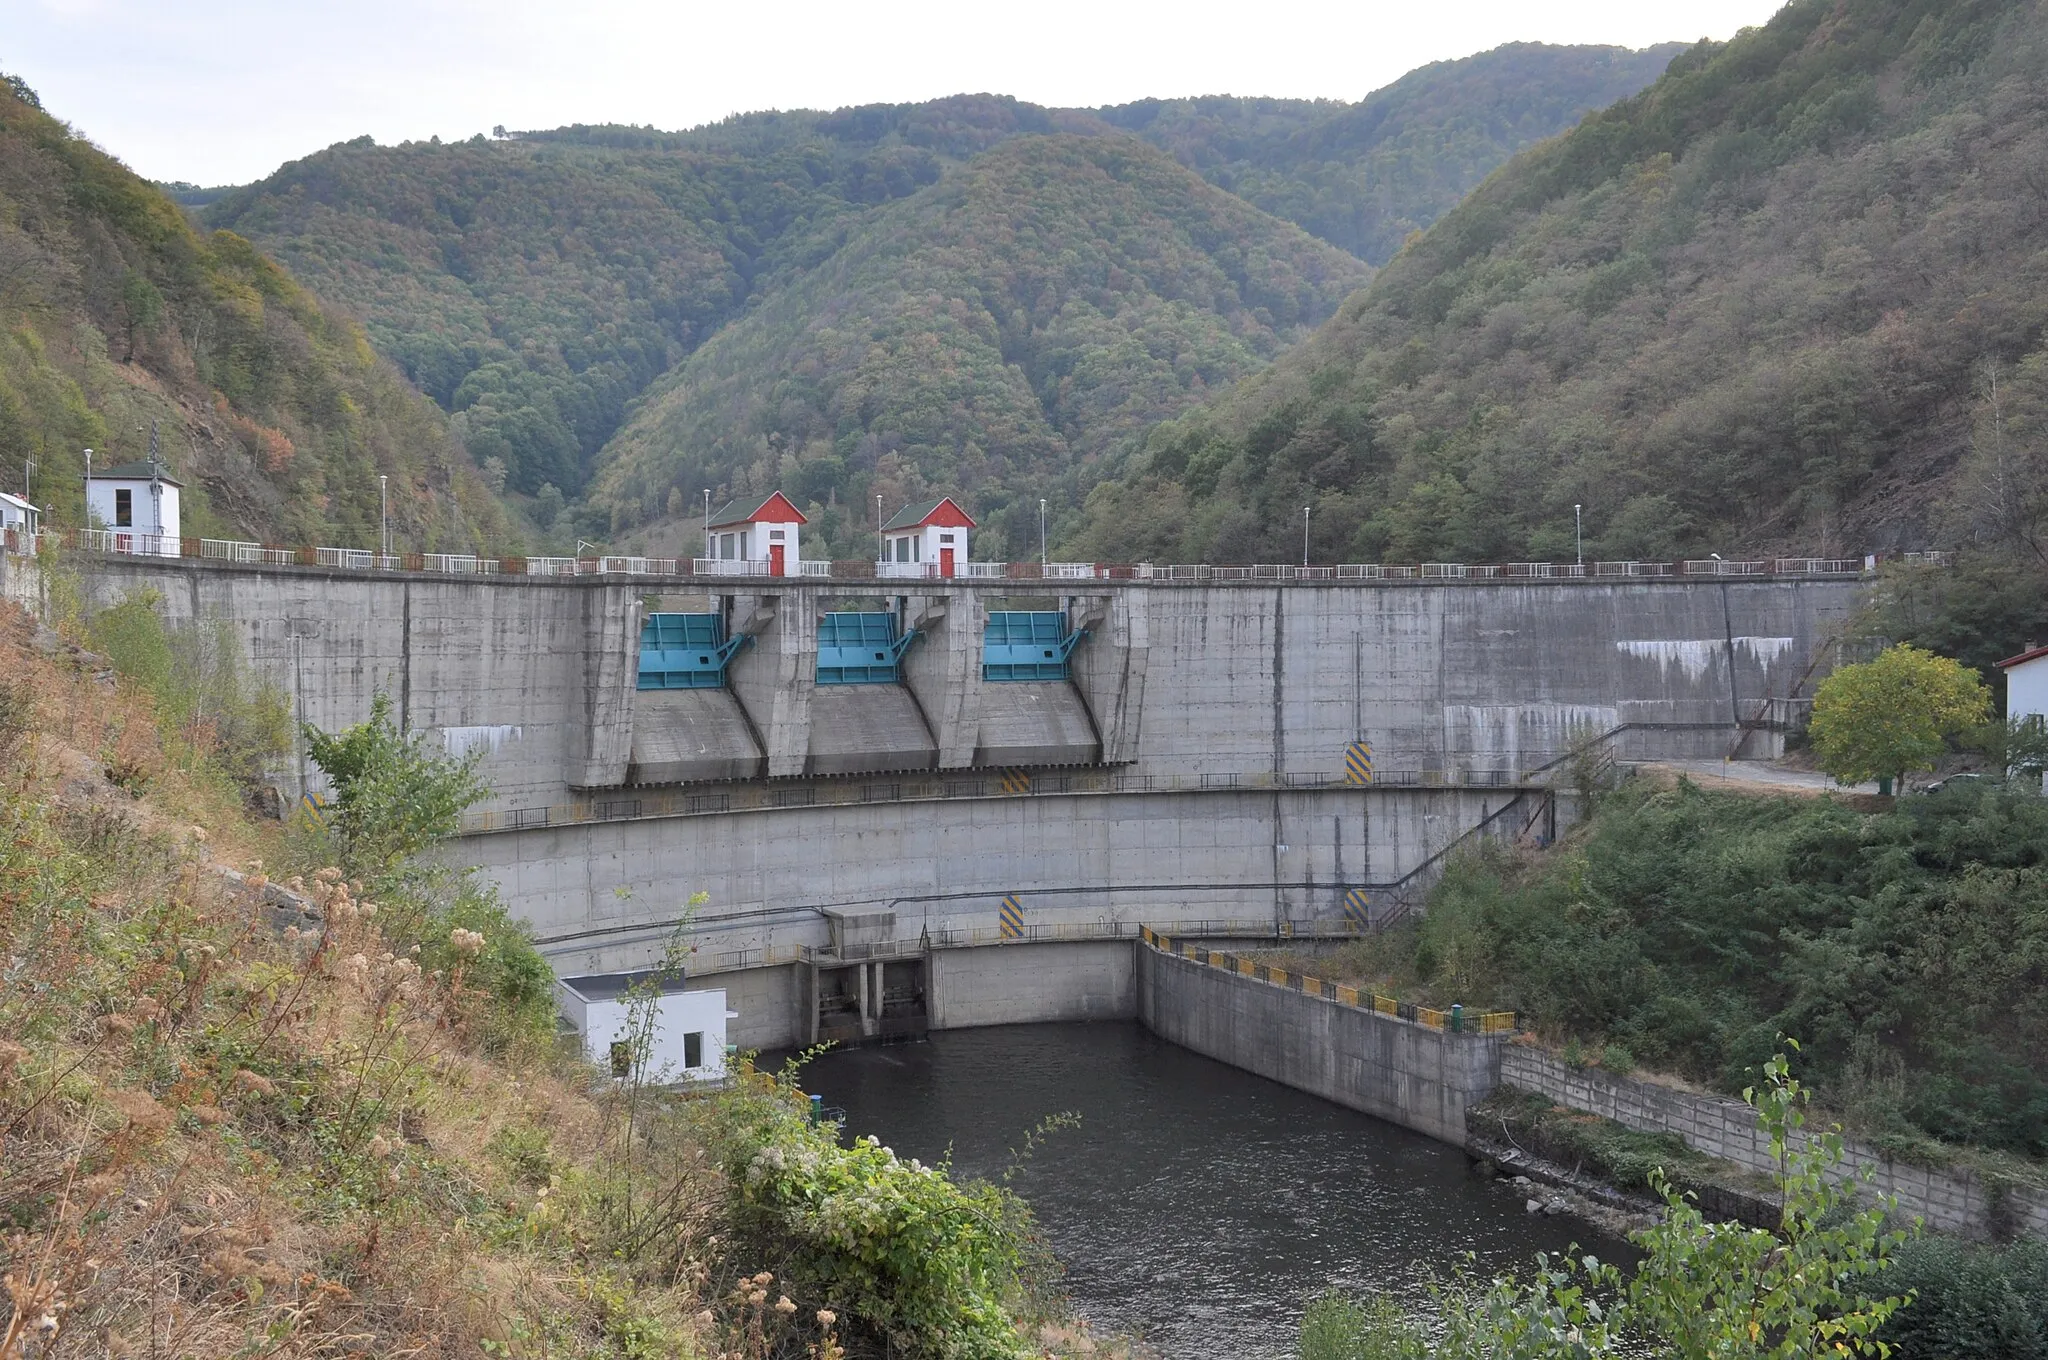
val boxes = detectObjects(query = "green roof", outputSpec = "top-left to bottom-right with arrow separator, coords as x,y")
89,461 -> 183,486
881,498 -> 971,532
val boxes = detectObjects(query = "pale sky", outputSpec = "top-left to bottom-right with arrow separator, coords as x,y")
7,0 -> 1786,187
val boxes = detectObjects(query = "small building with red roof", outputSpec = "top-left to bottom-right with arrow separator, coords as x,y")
880,497 -> 976,577
704,491 -> 808,576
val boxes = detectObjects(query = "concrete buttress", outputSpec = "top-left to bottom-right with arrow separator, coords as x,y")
726,593 -> 815,778
901,589 -> 981,769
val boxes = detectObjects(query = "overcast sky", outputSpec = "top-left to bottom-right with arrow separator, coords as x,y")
8,0 -> 1786,187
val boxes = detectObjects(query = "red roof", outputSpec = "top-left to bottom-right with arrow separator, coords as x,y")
882,496 -> 977,532
707,490 -> 808,529
1996,644 -> 2048,669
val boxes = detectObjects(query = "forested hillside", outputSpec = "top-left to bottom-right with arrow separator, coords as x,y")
1071,0 -> 2048,566
1100,42 -> 1681,265
589,136 -> 1366,557
201,46 -> 1678,548
0,76 -> 509,550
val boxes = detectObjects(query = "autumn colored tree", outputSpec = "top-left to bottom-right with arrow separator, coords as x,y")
1810,644 -> 1989,788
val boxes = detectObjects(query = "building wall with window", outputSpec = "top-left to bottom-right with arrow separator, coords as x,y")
87,472 -> 180,551
558,976 -> 735,1083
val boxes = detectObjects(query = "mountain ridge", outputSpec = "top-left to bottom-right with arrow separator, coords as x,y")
198,44 -> 1682,547
1068,0 -> 2048,566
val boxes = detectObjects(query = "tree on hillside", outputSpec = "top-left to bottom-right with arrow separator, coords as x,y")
1809,644 -> 1989,789
305,693 -> 489,875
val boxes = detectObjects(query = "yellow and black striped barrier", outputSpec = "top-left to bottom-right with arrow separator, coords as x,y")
1138,926 -> 1514,1035
998,894 -> 1025,939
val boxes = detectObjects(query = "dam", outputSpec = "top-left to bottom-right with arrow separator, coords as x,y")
7,542 -> 1869,1051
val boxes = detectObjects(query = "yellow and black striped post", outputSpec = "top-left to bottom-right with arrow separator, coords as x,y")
1342,887 -> 1371,929
998,894 -> 1024,940
1344,740 -> 1374,784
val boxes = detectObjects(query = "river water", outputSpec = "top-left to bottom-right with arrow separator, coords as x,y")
790,1021 -> 1628,1358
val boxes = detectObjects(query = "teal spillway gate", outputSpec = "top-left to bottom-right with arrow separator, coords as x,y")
638,613 -> 747,690
982,611 -> 1084,681
817,612 -> 919,685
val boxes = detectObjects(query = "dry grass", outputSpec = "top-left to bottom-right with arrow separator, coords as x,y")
0,601 -> 713,1358
0,600 -> 1134,1360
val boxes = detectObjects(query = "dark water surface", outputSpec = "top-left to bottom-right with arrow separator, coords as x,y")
786,1022 -> 1627,1358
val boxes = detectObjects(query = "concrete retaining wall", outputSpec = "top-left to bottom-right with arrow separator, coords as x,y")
1136,942 -> 1500,1143
929,941 -> 1135,1031
499,786 -> 1516,976
1501,1047 -> 2048,1239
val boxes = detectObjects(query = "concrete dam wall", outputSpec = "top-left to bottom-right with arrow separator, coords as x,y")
45,553 -> 1865,973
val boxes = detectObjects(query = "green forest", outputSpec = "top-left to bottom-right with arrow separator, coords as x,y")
0,78 -> 508,550
198,47 -> 1674,556
586,136 -> 1366,559
1072,0 -> 2048,568
1422,778 -> 2048,1157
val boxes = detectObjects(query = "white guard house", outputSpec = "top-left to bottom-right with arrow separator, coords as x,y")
0,491 -> 38,537
880,497 -> 976,578
555,970 -> 736,1084
704,491 -> 807,576
1996,644 -> 2048,792
88,458 -> 181,555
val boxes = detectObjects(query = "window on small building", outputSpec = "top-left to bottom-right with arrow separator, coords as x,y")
114,488 -> 133,528
939,533 -> 954,545
683,1031 -> 704,1069
768,529 -> 784,541
609,1040 -> 633,1078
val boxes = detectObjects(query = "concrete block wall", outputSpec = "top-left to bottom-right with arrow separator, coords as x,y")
1137,942 -> 1501,1143
928,941 -> 1135,1030
484,785 -> 1515,976
1500,1047 -> 2048,1239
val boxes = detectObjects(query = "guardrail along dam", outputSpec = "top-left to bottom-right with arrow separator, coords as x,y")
45,553 -> 1866,1049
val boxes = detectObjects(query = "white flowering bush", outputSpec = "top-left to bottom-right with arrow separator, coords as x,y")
737,1113 -> 1031,1359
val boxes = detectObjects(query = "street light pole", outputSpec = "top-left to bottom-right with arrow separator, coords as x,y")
1574,503 -> 1583,569
380,475 -> 390,559
1039,498 -> 1047,567
876,493 -> 884,562
82,448 -> 91,527
1302,505 -> 1311,567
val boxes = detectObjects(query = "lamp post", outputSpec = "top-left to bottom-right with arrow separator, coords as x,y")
1302,505 -> 1311,567
1574,503 -> 1583,569
82,448 -> 92,527
876,493 -> 884,563
21,457 -> 32,500
380,475 -> 390,560
702,489 -> 710,559
1039,498 -> 1048,567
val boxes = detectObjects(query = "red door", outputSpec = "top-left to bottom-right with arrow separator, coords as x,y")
940,547 -> 955,577
769,544 -> 786,576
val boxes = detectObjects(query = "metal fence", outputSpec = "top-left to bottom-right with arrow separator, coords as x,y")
457,765 -> 1556,834
1139,926 -> 1516,1033
18,527 -> 1931,587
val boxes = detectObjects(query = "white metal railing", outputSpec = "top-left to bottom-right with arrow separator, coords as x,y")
32,530 -> 1905,587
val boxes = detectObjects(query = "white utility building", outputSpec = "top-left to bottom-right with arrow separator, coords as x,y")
880,497 -> 976,577
0,491 -> 37,537
704,491 -> 807,576
88,458 -> 181,554
555,970 -> 736,1084
1996,644 -> 2048,792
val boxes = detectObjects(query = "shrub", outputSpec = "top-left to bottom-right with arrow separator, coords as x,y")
1298,1291 -> 1423,1360
724,1078 -> 1037,1359
1873,1237 -> 2048,1359
304,692 -> 487,876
